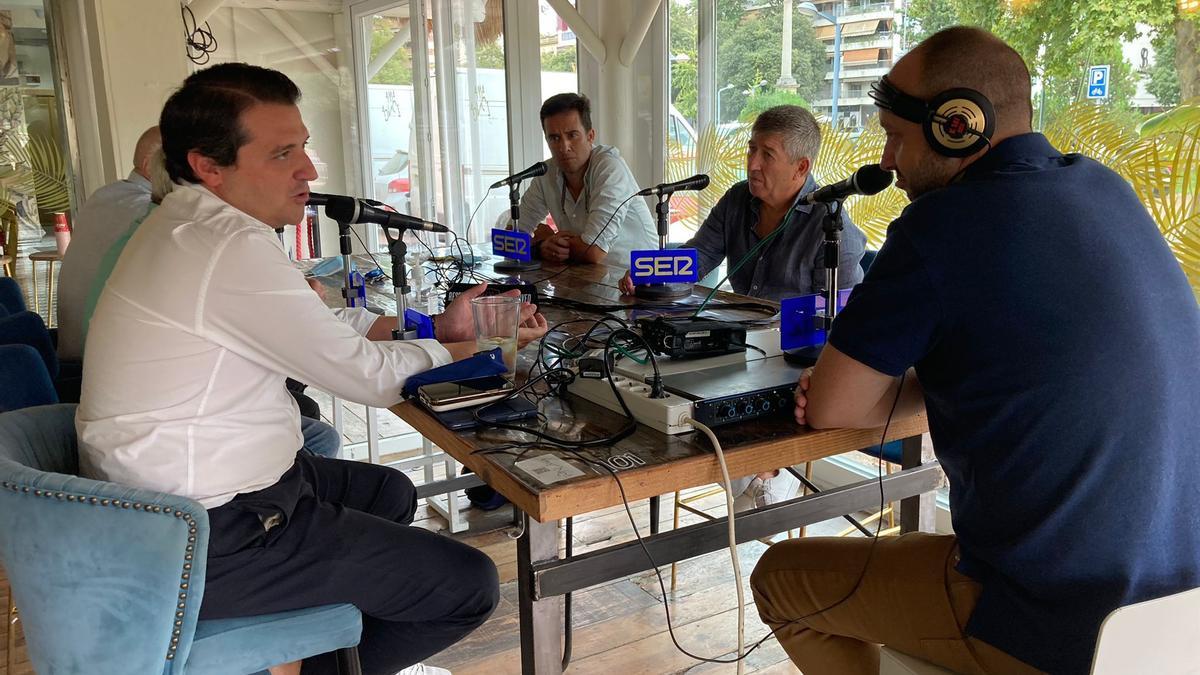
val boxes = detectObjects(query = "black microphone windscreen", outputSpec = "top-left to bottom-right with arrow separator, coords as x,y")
855,164 -> 893,196
323,197 -> 358,223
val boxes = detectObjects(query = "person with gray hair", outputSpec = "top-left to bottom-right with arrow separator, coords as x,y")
621,104 -> 867,510
57,125 -> 162,363
620,104 -> 866,303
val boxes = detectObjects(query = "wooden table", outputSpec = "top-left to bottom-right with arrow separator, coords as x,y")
355,249 -> 937,674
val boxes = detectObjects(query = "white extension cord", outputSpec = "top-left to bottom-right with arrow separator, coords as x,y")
684,417 -> 745,675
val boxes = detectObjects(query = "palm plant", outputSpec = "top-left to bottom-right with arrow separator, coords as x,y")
0,124 -> 70,228
1045,103 -> 1200,300
669,105 -> 1200,301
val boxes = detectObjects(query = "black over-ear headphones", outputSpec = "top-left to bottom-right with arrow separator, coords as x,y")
869,75 -> 995,158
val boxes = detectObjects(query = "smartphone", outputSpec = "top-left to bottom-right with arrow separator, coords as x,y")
431,396 -> 539,430
418,376 -> 514,412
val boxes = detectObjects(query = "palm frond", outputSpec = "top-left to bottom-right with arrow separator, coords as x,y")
2,128 -> 69,212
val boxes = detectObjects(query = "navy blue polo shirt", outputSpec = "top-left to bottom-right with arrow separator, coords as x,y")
829,133 -> 1200,674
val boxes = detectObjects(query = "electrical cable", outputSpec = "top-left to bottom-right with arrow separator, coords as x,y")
473,369 -> 910,666
689,199 -> 824,318
181,4 -> 218,65
684,418 -> 745,675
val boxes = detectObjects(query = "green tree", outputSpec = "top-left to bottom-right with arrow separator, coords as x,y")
668,0 -> 825,125
476,40 -> 505,69
738,89 -> 812,122
669,0 -> 699,123
368,19 -> 412,85
1146,29 -> 1180,107
541,48 -> 577,73
716,2 -> 826,122
903,0 -> 1178,126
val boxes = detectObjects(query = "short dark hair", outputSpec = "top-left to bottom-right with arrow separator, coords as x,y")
540,93 -> 592,131
160,62 -> 301,183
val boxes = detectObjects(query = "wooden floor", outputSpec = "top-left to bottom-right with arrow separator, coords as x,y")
3,481 -> 864,674
0,238 -> 872,674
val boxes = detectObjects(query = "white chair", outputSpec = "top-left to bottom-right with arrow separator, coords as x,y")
879,586 -> 1200,675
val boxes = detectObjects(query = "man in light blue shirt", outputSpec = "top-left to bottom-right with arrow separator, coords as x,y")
57,126 -> 159,362
516,93 -> 657,266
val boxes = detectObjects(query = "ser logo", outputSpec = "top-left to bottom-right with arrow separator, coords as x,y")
629,248 -> 700,285
491,228 -> 532,262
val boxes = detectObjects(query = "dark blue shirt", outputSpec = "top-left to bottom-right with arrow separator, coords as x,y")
829,133 -> 1200,674
683,176 -> 866,301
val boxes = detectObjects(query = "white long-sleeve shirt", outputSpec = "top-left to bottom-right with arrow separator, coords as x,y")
78,184 -> 450,507
515,144 -> 657,264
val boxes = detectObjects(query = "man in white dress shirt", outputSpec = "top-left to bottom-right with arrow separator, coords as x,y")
78,63 -> 545,675
515,93 -> 657,265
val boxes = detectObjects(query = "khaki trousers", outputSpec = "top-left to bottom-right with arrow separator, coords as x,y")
750,533 -> 1045,675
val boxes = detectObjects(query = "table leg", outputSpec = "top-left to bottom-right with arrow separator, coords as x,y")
518,514 -> 562,674
46,261 -> 55,327
30,262 -> 39,315
649,495 -> 660,535
899,434 -> 937,533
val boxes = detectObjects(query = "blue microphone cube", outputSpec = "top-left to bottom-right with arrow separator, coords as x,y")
780,291 -> 852,350
629,248 -> 700,285
491,228 -> 533,262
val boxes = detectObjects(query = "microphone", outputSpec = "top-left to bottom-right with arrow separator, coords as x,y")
803,164 -> 893,204
306,192 -> 333,206
490,161 -> 548,189
321,194 -> 449,233
637,174 -> 711,197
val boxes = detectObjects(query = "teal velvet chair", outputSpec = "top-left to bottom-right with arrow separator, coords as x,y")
0,404 -> 364,675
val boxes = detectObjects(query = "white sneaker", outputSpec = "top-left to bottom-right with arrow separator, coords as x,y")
732,471 -> 802,512
394,664 -> 451,675
732,476 -> 767,512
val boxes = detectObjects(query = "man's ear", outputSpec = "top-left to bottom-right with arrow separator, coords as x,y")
187,151 -> 226,189
586,127 -> 596,145
794,156 -> 811,182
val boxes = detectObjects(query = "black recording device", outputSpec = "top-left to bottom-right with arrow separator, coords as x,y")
637,316 -> 746,361
445,281 -> 539,306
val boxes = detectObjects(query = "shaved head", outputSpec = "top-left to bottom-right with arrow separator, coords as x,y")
133,126 -> 162,180
892,27 -> 1033,136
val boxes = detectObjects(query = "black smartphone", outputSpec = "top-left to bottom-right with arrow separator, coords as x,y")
431,396 -> 539,430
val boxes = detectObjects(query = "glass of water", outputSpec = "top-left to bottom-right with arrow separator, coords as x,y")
470,295 -> 521,374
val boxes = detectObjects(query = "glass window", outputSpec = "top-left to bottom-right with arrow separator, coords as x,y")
0,3 -> 75,246
898,1 -> 1200,297
357,0 -> 511,246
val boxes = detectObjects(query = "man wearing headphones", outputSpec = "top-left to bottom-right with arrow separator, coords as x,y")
751,27 -> 1200,675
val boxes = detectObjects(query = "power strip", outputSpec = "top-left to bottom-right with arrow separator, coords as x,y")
568,375 -> 695,435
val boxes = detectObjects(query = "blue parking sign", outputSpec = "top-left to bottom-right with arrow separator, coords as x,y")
1087,65 -> 1109,99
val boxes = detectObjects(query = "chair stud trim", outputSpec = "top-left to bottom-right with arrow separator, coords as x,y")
3,481 -> 202,665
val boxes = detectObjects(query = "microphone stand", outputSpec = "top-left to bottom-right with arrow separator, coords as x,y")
783,199 -> 843,366
335,220 -> 365,311
379,225 -> 417,340
493,181 -> 542,274
634,192 -> 692,300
